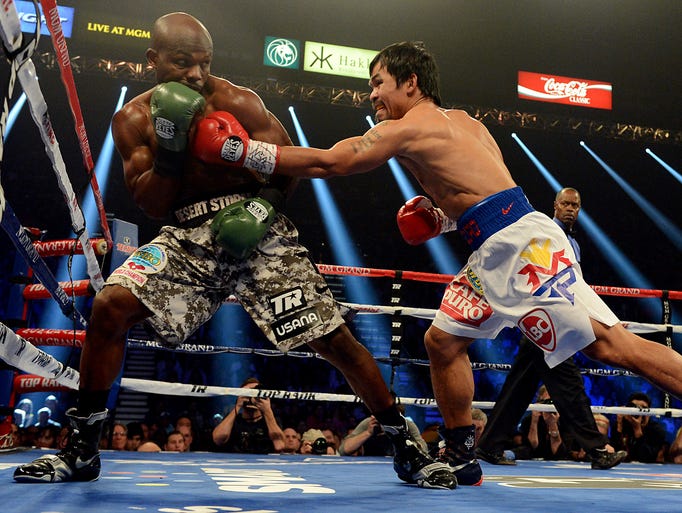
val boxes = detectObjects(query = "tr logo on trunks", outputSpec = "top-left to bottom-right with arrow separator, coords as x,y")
272,306 -> 322,342
269,287 -> 307,316
439,276 -> 492,327
518,309 -> 556,351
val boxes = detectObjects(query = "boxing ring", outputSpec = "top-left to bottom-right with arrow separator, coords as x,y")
3,450 -> 682,512
2,2 -> 682,512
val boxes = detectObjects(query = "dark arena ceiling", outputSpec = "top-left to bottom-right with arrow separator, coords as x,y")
1,0 -> 681,291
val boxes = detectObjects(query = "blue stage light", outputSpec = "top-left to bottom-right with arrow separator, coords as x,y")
288,107 -> 389,374
512,133 -> 659,319
581,141 -> 681,252
365,116 -> 460,274
646,148 -> 682,185
38,86 -> 129,333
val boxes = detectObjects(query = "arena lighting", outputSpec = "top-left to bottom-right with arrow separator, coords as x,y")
511,133 -> 660,319
645,148 -> 682,185
5,93 -> 27,133
580,141 -> 682,253
38,86 -> 129,333
288,106 -> 389,366
364,116 -> 461,274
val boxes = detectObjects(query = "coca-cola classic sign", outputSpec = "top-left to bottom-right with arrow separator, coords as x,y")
517,70 -> 612,110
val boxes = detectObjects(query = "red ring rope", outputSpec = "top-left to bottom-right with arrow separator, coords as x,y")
317,263 -> 682,299
33,238 -> 108,257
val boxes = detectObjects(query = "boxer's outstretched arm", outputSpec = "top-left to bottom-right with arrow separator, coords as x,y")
277,123 -> 404,178
191,110 -> 407,179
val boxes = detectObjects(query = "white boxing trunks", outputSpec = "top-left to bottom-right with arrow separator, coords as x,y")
432,186 -> 619,368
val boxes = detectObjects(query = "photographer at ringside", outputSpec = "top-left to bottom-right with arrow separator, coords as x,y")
300,428 -> 336,455
611,391 -> 669,463
339,413 -> 427,457
212,377 -> 284,453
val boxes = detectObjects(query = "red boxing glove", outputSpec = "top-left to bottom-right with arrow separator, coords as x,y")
191,111 -> 279,176
396,196 -> 456,245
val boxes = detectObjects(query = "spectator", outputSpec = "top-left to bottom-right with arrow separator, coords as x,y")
472,409 -> 487,447
182,403 -> 207,435
339,416 -> 426,457
300,428 -> 335,455
110,423 -> 128,451
158,411 -> 174,436
611,392 -> 668,463
175,416 -> 202,449
421,423 -> 441,456
139,422 -> 150,442
175,416 -> 192,432
212,378 -> 284,453
34,407 -> 61,429
126,422 -> 144,451
515,387 -> 573,461
177,424 -> 193,452
164,431 -> 186,452
15,398 -> 34,428
282,427 -> 302,454
21,425 -> 39,448
594,414 -> 611,438
569,413 -> 614,463
56,426 -> 70,451
35,426 -> 59,449
13,408 -> 25,428
43,395 -> 65,426
322,428 -> 341,455
138,441 -> 162,452
8,423 -> 21,449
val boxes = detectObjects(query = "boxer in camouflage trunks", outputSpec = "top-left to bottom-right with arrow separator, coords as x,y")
108,206 -> 346,351
14,14 -> 456,490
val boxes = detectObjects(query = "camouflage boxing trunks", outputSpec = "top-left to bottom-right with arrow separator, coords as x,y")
107,211 -> 346,351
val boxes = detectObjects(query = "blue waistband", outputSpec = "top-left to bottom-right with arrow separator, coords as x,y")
458,187 -> 534,250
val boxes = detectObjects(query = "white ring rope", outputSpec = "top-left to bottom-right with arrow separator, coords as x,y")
2,321 -> 680,418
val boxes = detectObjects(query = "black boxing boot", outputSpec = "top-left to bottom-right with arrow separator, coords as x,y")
437,425 -> 483,486
14,408 -> 107,483
590,447 -> 628,470
381,417 -> 457,490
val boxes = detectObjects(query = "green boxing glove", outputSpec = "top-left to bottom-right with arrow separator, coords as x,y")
151,82 -> 206,177
210,197 -> 277,259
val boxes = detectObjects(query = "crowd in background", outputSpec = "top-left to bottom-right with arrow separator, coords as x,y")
8,381 -> 682,466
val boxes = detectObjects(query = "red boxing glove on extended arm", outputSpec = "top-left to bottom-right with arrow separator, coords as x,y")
396,196 -> 457,245
190,111 -> 279,175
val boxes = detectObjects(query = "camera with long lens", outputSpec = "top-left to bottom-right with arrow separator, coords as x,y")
244,384 -> 262,409
311,437 -> 329,455
626,402 -> 642,420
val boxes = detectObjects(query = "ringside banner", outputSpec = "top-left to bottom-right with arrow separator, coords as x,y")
518,70 -> 612,110
16,0 -> 74,37
303,41 -> 378,80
